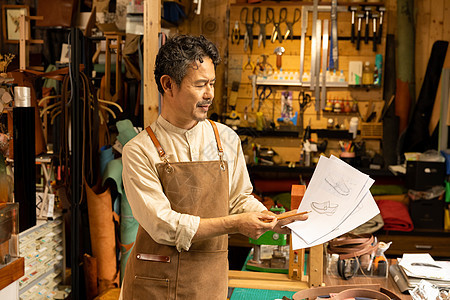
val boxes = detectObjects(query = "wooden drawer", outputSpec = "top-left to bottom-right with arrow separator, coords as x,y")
376,233 -> 450,258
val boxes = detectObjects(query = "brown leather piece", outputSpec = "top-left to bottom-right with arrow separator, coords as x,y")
85,181 -> 119,293
136,253 -> 170,263
207,119 -> 224,154
293,284 -> 399,300
145,126 -> 165,158
327,233 -> 377,260
332,288 -> 390,300
83,253 -> 99,300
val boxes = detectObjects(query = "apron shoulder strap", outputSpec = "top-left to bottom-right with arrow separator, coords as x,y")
207,120 -> 226,171
145,126 -> 166,159
206,119 -> 224,156
146,120 -> 225,171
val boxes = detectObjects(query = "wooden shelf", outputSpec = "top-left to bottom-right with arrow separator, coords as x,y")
376,229 -> 450,258
257,79 -> 349,88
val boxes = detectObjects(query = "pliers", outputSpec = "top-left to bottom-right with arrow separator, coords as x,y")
231,21 -> 240,44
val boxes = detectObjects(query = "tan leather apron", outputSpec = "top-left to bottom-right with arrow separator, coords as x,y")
122,120 -> 229,299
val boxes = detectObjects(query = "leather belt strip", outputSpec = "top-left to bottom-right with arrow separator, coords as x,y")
207,119 -> 226,171
207,119 -> 223,155
146,125 -> 174,173
146,126 -> 165,159
327,234 -> 377,260
136,253 -> 170,263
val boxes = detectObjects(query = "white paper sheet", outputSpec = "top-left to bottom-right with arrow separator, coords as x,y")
289,191 -> 379,249
287,155 -> 379,249
399,254 -> 450,281
288,155 -> 372,244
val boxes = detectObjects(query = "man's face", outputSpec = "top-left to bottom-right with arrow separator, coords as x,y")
169,57 -> 216,129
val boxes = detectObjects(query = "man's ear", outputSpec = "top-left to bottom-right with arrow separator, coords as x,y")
160,75 -> 174,96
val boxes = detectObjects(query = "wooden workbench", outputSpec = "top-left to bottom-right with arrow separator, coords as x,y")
229,263 -> 411,300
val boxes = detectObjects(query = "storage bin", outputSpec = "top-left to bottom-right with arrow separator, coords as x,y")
410,197 -> 444,229
406,161 -> 446,190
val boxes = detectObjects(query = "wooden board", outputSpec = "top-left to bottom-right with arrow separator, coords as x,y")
0,257 -> 24,290
228,270 -> 310,291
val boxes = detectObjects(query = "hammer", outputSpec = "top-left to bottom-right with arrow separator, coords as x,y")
349,6 -> 358,43
274,46 -> 285,70
378,7 -> 386,44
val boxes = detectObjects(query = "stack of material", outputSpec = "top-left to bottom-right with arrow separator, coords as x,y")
376,200 -> 414,231
390,253 -> 450,293
287,155 -> 379,250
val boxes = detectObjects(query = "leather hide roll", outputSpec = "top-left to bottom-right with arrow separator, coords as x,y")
85,181 -> 118,293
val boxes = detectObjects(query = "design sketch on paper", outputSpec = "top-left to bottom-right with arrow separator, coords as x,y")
311,201 -> 338,216
325,173 -> 350,196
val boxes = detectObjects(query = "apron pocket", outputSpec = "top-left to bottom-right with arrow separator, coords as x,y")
132,276 -> 170,300
177,250 -> 228,299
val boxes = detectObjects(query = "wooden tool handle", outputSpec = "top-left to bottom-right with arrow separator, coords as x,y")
276,54 -> 282,69
277,210 -> 310,220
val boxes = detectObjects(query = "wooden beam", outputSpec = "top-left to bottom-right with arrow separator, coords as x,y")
144,1 -> 160,127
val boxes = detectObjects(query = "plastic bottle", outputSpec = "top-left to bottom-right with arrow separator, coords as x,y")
362,61 -> 374,85
338,70 -> 346,82
374,54 -> 383,86
343,100 -> 351,113
349,117 -> 359,139
302,72 -> 310,82
331,69 -> 337,82
351,99 -> 358,113
333,98 -> 342,113
273,71 -> 279,80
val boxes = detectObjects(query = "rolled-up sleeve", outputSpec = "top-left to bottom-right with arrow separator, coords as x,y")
122,139 -> 200,252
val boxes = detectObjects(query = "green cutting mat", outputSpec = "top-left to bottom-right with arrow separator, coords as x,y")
229,288 -> 296,300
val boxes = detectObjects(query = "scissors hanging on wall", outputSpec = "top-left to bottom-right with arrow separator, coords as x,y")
257,85 -> 272,112
298,89 -> 312,113
252,7 -> 269,48
269,7 -> 287,43
284,8 -> 301,40
240,7 -> 254,52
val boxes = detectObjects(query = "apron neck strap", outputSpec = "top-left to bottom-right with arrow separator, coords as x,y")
146,120 -> 225,171
146,126 -> 166,159
206,119 -> 224,156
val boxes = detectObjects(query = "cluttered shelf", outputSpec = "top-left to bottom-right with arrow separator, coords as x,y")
375,228 -> 450,259
236,127 -> 357,139
247,164 -> 399,179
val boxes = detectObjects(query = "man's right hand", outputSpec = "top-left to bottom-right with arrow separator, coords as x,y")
233,212 -> 277,240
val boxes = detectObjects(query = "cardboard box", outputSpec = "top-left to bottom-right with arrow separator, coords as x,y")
406,161 -> 446,191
